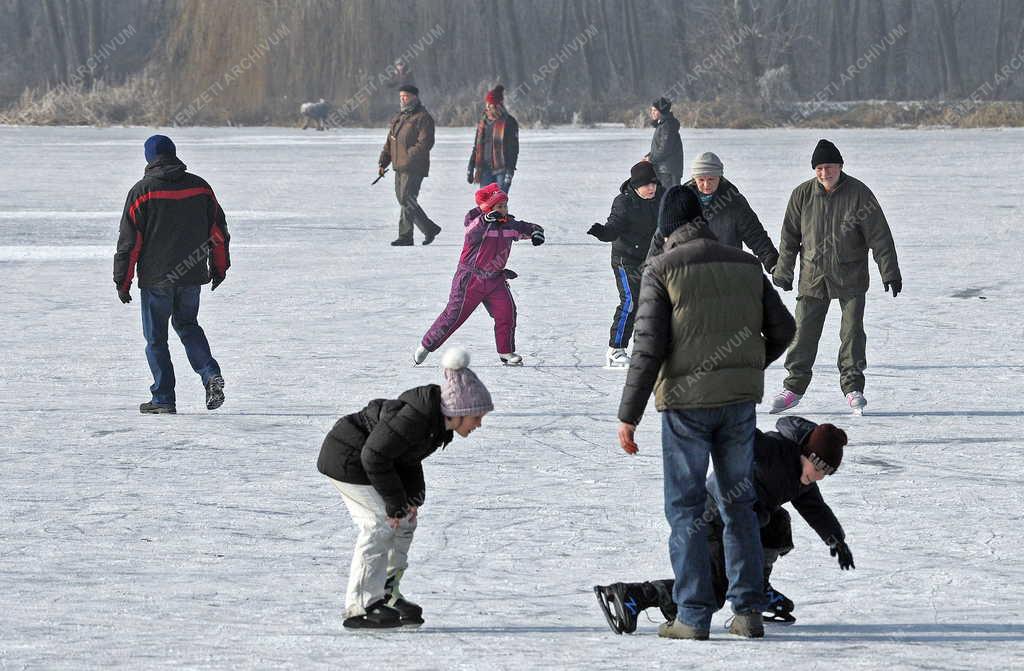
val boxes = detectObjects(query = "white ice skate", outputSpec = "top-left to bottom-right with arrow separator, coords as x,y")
769,389 -> 802,414
499,352 -> 524,366
846,391 -> 867,416
606,347 -> 630,369
413,345 -> 429,365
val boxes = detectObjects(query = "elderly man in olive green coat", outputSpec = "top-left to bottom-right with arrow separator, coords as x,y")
770,139 -> 901,415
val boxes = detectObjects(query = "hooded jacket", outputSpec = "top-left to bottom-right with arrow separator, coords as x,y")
591,179 -> 665,266
317,384 -> 452,517
618,225 -> 795,423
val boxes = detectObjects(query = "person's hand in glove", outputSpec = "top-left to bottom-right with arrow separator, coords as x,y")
531,229 -> 545,246
378,166 -> 386,178
829,540 -> 855,570
884,277 -> 901,298
117,288 -> 132,304
466,168 -> 474,184
772,275 -> 793,292
587,223 -> 606,239
211,276 -> 225,291
386,505 -> 407,529
503,269 -> 518,280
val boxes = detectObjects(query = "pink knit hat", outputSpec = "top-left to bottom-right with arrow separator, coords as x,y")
439,348 -> 494,417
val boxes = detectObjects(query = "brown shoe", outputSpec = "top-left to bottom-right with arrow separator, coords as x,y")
658,619 -> 710,640
728,612 -> 765,638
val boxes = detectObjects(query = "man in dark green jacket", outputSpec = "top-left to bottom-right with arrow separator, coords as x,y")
771,139 -> 902,416
617,187 -> 795,640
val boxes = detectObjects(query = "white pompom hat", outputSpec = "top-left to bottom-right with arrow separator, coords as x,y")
439,347 -> 494,417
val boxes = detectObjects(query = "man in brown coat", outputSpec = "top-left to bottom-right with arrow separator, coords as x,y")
770,139 -> 902,416
379,85 -> 441,246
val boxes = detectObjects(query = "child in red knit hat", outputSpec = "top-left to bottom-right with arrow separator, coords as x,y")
415,184 -> 545,367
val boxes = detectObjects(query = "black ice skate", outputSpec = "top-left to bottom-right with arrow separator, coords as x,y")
205,375 -> 225,410
593,583 -> 646,634
342,599 -> 402,630
763,582 -> 796,624
386,572 -> 424,626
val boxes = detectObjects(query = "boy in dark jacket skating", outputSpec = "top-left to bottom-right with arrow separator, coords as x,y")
113,135 -> 230,414
318,348 -> 493,630
587,161 -> 664,368
594,417 -> 852,635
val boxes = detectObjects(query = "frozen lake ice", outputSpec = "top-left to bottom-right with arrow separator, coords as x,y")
1,124 -> 1022,669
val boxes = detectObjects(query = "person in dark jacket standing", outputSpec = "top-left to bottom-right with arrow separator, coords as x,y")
770,140 -> 902,416
379,85 -> 441,246
113,135 -> 230,414
587,161 -> 664,368
318,347 -> 493,630
646,152 -> 778,272
595,416 -> 852,634
467,85 -> 519,193
617,186 -> 796,640
644,97 -> 684,187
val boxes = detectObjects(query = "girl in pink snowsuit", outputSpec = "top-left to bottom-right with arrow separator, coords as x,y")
416,183 -> 544,366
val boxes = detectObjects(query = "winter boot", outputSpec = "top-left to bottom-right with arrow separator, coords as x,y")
413,345 -> 429,365
422,224 -> 441,246
727,612 -> 765,638
606,347 -> 630,369
140,401 -> 176,414
499,352 -> 523,366
205,375 -> 225,410
846,391 -> 867,416
763,562 -> 795,624
342,599 -> 402,630
593,581 -> 667,634
390,237 -> 413,247
769,389 -> 802,414
658,620 -> 710,640
385,571 -> 424,627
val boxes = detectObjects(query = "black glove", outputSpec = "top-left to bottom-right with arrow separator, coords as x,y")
407,491 -> 425,507
772,275 -> 793,292
503,269 -> 518,280
467,169 -> 474,184
386,504 -> 407,519
884,278 -> 902,298
587,223 -> 605,239
829,540 -> 855,570
484,211 -> 507,224
531,230 -> 545,246
211,276 -> 225,291
117,288 -> 132,304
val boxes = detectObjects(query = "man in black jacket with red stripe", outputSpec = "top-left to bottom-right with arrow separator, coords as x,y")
113,135 -> 230,414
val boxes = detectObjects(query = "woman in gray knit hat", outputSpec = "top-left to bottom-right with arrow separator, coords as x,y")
316,347 -> 492,630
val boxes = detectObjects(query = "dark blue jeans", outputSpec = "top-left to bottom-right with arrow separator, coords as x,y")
662,402 -> 763,629
479,169 -> 513,194
140,285 -> 220,405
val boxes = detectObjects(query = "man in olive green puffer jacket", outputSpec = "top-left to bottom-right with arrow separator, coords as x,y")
770,139 -> 902,415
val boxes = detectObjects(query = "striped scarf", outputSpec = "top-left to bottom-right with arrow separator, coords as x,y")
473,115 -> 507,180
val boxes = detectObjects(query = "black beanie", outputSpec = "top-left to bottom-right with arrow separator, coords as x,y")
629,161 -> 658,188
652,97 -> 671,113
811,139 -> 843,168
399,84 -> 419,96
802,423 -> 847,475
658,185 -> 703,237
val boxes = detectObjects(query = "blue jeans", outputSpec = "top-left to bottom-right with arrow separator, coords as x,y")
479,169 -> 513,194
662,402 -> 763,629
140,285 -> 220,405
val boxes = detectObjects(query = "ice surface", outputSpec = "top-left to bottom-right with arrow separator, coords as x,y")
1,125 -> 1022,670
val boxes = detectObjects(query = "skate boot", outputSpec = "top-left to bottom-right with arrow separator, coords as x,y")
769,389 -> 802,414
593,581 -> 671,634
763,583 -> 796,624
606,347 -> 630,369
140,401 -> 176,414
499,352 -> 523,366
205,375 -> 225,410
846,391 -> 867,416
385,571 -> 424,627
413,345 -> 429,365
658,620 -> 710,640
727,612 -> 764,638
342,599 -> 402,630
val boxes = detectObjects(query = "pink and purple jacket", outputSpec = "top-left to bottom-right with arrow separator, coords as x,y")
457,207 -> 542,278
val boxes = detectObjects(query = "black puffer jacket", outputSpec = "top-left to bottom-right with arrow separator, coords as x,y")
590,179 -> 665,266
317,384 -> 452,517
708,416 -> 845,546
649,112 -> 684,176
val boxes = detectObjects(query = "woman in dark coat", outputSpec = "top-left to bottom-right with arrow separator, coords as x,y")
318,347 -> 493,630
467,85 -> 520,193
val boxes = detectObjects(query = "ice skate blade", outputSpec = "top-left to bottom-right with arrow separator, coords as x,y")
764,611 -> 796,625
851,407 -> 864,416
603,364 -> 629,370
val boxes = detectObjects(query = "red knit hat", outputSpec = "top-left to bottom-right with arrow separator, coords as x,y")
801,423 -> 848,475
485,85 -> 505,106
475,183 -> 508,213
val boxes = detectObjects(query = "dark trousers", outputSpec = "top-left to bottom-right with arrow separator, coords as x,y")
140,285 -> 220,405
394,171 -> 439,240
783,294 -> 867,395
609,261 -> 642,348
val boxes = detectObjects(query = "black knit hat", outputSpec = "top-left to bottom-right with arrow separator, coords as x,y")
658,185 -> 703,237
399,84 -> 419,96
629,161 -> 659,188
801,423 -> 848,475
652,97 -> 672,113
811,139 -> 843,168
